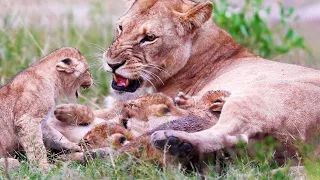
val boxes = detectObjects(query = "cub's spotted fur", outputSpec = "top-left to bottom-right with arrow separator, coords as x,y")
0,47 -> 92,169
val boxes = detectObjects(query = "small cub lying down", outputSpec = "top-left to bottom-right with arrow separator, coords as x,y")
50,91 -> 230,164
44,93 -> 190,154
0,47 -> 93,169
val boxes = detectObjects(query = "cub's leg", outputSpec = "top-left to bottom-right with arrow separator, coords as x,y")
54,104 -> 95,125
0,158 -> 21,170
42,122 -> 81,151
15,115 -> 51,170
174,90 -> 231,112
54,104 -> 117,124
174,92 -> 197,109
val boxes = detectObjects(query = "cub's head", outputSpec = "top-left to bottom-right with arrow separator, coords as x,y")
117,93 -> 186,137
52,47 -> 93,100
104,0 -> 213,100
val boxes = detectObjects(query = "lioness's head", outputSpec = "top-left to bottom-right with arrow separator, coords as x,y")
104,0 -> 213,100
52,47 -> 93,100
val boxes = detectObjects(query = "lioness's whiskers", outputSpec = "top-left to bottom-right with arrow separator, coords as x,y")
88,53 -> 103,59
141,69 -> 165,85
144,64 -> 175,80
138,71 -> 157,90
92,79 -> 102,86
88,60 -> 102,69
97,66 -> 105,71
87,42 -> 107,52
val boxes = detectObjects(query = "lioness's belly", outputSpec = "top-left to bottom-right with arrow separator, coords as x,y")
197,59 -> 320,144
198,59 -> 320,97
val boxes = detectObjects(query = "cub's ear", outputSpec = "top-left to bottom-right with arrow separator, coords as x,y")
174,2 -> 213,35
120,0 -> 135,9
56,58 -> 75,73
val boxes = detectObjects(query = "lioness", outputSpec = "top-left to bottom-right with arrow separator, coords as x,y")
104,0 -> 320,161
0,47 -> 93,169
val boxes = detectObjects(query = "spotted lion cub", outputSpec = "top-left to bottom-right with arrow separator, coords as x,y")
0,47 -> 93,170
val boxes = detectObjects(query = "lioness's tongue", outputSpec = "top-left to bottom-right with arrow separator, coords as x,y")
114,74 -> 129,87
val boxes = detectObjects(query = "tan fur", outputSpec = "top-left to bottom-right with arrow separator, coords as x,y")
52,92 -> 227,166
0,47 -> 93,170
80,123 -> 133,150
101,0 -> 320,161
48,93 -> 187,151
47,93 -> 189,162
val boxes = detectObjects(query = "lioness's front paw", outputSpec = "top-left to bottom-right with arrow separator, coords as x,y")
54,104 -> 94,125
151,130 -> 193,157
174,92 -> 195,109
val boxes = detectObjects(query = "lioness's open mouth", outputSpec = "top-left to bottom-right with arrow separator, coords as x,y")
112,73 -> 142,93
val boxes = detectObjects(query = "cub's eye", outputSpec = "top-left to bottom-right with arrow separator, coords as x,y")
117,25 -> 123,35
122,118 -> 128,129
140,34 -> 157,44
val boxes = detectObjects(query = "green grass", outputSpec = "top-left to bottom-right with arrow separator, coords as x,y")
0,0 -> 319,179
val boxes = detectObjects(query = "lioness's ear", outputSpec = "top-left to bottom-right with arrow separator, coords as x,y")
175,2 -> 213,34
56,58 -> 75,73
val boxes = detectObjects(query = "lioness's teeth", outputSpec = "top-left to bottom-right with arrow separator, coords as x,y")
113,74 -> 118,82
125,79 -> 129,87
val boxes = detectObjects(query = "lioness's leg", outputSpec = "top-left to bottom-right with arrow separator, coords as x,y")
151,98 -> 256,155
16,115 -> 51,169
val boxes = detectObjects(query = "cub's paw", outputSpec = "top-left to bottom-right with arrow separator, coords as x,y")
65,142 -> 82,152
54,104 -> 94,125
39,163 -> 56,173
174,92 -> 195,109
151,130 -> 194,158
0,158 -> 21,170
73,147 -> 116,163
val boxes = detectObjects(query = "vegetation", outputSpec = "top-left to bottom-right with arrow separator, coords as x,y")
0,0 -> 318,179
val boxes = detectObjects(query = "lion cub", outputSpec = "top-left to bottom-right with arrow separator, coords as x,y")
60,91 -> 230,164
47,93 -> 188,153
0,47 -> 93,169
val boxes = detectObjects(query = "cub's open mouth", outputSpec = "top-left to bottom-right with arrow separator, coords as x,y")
75,81 -> 92,98
112,73 -> 142,93
75,90 -> 79,98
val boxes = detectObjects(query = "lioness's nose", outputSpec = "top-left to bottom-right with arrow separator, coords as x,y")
108,61 -> 126,72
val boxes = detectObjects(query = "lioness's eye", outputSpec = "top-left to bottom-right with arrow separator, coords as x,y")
140,34 -> 157,44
